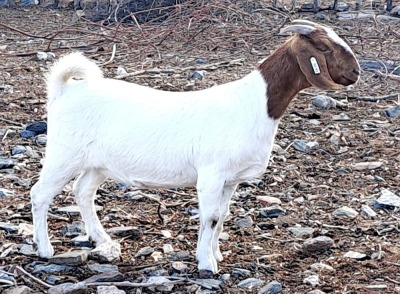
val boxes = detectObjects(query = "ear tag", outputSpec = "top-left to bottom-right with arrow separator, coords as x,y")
310,57 -> 321,74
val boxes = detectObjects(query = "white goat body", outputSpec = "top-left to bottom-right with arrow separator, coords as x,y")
47,54 -> 278,188
31,20 -> 360,274
33,53 -> 278,274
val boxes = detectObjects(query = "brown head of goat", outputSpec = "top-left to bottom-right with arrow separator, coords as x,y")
259,20 -> 360,119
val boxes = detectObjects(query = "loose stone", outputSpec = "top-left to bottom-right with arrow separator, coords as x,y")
288,227 -> 315,238
303,236 -> 334,253
303,275 -> 319,286
47,282 -> 87,294
49,250 -> 88,265
237,278 -> 264,289
344,251 -> 367,259
97,285 -> 126,294
258,280 -> 282,294
84,271 -> 124,283
332,206 -> 358,219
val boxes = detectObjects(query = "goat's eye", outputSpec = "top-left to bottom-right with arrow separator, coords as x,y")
318,48 -> 331,54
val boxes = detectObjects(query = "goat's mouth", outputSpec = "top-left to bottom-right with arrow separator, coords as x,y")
338,74 -> 359,86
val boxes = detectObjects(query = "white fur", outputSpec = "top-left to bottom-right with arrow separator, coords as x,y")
325,27 -> 353,54
31,53 -> 279,273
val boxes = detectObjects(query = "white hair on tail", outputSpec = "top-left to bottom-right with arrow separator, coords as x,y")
46,52 -> 103,106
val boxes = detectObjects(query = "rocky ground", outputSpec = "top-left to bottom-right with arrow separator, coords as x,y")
0,1 -> 400,293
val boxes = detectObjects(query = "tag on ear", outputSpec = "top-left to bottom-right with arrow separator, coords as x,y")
310,57 -> 321,74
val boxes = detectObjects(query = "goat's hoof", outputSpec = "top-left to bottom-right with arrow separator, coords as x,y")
198,269 -> 215,278
213,250 -> 223,262
91,241 -> 121,262
37,244 -> 54,259
198,256 -> 218,275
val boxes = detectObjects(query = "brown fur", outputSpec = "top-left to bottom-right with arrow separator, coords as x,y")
259,27 -> 360,120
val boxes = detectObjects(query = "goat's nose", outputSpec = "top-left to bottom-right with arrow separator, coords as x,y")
353,68 -> 360,75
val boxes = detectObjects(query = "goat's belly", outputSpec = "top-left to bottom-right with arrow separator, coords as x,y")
101,166 -> 198,189
228,162 -> 268,184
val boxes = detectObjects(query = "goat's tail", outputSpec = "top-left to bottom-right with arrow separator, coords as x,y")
46,52 -> 103,104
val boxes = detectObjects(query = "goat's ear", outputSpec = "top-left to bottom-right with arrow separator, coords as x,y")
296,47 -> 340,90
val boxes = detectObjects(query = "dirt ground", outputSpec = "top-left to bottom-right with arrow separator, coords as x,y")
0,1 -> 400,293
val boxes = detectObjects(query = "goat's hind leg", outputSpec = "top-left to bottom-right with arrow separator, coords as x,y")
31,165 -> 76,258
73,170 -> 120,261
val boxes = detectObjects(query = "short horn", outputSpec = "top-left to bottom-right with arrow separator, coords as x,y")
291,19 -> 320,27
280,24 -> 315,36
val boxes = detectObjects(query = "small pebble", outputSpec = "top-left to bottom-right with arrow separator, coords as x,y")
237,278 -> 264,289
288,227 -> 315,238
256,196 -> 282,205
303,275 -> 319,286
0,84 -> 13,94
384,105 -> 400,118
84,271 -> 124,283
35,134 -> 47,145
189,70 -> 204,80
307,290 -> 326,294
61,221 -> 86,237
116,67 -> 127,76
375,189 -> 400,209
3,286 -> 33,294
232,268 -> 251,277
344,251 -> 366,259
312,95 -> 336,109
0,222 -> 18,233
303,236 -> 334,253
0,159 -> 14,170
292,139 -> 319,153
33,263 -> 76,274
87,264 -> 118,273
259,205 -> 286,218
258,280 -> 282,294
352,161 -> 383,170
163,244 -> 174,254
332,206 -> 359,219
25,121 -> 47,135
310,262 -> 334,272
360,205 -> 377,218
335,2 -> 349,11
19,130 -> 36,139
72,235 -> 93,247
135,246 -> 154,257
332,113 -> 351,121
220,273 -> 231,282
97,285 -> 126,294
36,51 -> 48,61
48,282 -> 87,294
106,226 -> 142,239
19,244 -> 37,256
168,251 -> 190,261
219,232 -> 229,240
36,52 -> 55,61
172,261 -> 188,272
50,250 -> 88,266
0,188 -> 14,198
236,217 -> 253,228
150,251 -> 163,261
160,230 -> 172,238
11,145 -> 27,155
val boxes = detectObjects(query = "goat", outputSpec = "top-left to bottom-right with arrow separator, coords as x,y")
31,19 -> 360,275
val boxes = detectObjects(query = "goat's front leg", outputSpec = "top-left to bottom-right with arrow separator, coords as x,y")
212,184 -> 238,262
196,171 -> 225,274
73,170 -> 120,261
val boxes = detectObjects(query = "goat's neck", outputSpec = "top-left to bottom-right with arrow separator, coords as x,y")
258,41 -> 310,120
